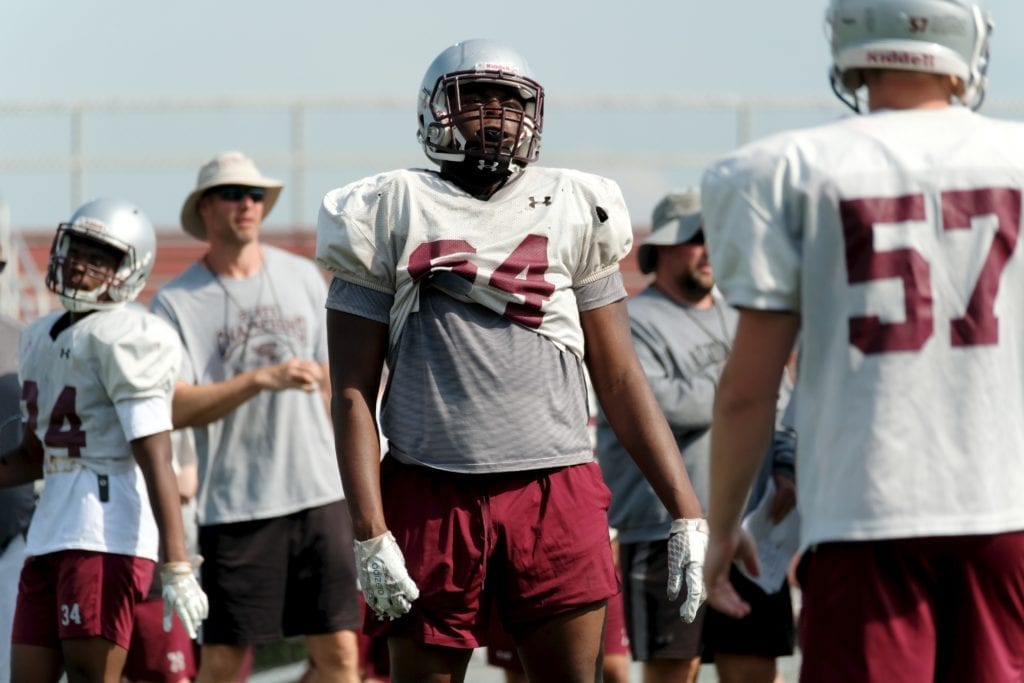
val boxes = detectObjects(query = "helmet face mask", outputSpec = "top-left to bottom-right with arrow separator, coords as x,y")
826,0 -> 992,112
46,198 -> 156,313
417,39 -> 544,171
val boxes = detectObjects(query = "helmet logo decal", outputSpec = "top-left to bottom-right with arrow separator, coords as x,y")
474,61 -> 519,75
909,16 -> 928,33
73,217 -> 106,232
866,50 -> 936,68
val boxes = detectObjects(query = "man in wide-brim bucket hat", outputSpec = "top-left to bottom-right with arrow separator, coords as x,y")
179,151 -> 283,240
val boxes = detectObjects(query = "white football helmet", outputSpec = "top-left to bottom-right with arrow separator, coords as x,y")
416,38 -> 544,169
827,0 -> 992,111
46,198 -> 156,312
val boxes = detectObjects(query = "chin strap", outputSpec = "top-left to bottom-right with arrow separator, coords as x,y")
830,71 -> 862,114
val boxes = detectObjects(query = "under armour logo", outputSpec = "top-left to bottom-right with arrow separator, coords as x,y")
477,159 -> 501,172
60,348 -> 71,359
529,196 -> 552,208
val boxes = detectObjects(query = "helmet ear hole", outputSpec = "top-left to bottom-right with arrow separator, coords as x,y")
427,123 -> 446,144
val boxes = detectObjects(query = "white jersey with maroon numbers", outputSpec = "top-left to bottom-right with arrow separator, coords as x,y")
18,306 -> 180,560
702,107 -> 1024,549
316,166 -> 633,359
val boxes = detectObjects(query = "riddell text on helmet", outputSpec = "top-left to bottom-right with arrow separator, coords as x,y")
865,50 -> 936,68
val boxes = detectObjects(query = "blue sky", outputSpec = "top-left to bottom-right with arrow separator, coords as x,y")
3,0 -> 1024,232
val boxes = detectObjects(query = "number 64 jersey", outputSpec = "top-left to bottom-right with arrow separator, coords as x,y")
702,107 -> 1024,549
18,306 -> 181,561
316,166 -> 633,359
316,166 -> 633,473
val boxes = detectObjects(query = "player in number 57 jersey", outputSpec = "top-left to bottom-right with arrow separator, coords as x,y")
701,1 -> 1024,681
318,39 -> 707,682
0,199 -> 207,683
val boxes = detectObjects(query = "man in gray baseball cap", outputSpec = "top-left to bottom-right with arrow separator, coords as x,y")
636,189 -> 704,275
600,188 -> 798,683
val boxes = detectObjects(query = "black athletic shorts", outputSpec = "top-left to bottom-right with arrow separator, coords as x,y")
621,539 -> 705,660
198,499 -> 361,645
701,565 -> 796,661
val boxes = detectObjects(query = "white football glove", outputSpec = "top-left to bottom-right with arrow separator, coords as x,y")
160,561 -> 208,640
666,518 -> 709,623
354,531 -> 420,621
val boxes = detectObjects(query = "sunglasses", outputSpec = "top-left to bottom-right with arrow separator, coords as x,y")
210,186 -> 266,202
684,230 -> 705,245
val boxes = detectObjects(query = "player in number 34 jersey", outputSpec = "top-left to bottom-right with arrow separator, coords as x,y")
19,304 -> 179,558
1,198 -> 207,683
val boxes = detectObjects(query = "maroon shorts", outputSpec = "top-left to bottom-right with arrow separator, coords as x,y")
12,550 -> 154,651
122,597 -> 198,683
800,532 -> 1024,683
368,458 -> 618,648
356,595 -> 391,680
486,570 -> 629,671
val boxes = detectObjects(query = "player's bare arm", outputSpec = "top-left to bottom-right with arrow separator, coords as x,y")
317,361 -> 332,424
171,357 -> 322,428
325,309 -> 388,540
132,430 -> 209,638
132,431 -> 190,564
0,427 -> 43,488
584,300 -> 710,622
327,309 -> 419,620
706,308 -> 799,617
582,301 -> 702,519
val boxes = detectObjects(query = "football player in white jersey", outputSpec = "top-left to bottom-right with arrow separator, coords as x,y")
701,1 -> 1024,681
318,39 -> 707,682
0,199 -> 207,683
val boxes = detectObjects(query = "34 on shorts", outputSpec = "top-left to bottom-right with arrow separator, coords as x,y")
122,596 -> 198,683
701,565 -> 794,661
198,499 -> 361,645
367,457 -> 619,649
11,549 -> 154,651
620,539 -> 705,660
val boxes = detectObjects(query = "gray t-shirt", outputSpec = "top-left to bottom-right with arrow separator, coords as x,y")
327,272 -> 626,473
0,315 -> 34,550
151,245 -> 343,526
597,287 -> 737,544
